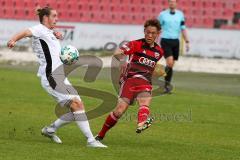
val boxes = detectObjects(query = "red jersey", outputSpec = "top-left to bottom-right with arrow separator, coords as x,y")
120,38 -> 164,83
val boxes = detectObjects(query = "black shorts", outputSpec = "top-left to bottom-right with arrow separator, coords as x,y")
160,38 -> 180,60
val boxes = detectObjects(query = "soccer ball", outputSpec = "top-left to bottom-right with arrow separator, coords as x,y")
60,45 -> 79,65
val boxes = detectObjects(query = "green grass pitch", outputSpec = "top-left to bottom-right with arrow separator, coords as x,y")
0,66 -> 240,160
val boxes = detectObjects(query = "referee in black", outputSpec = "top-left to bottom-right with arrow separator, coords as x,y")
158,0 -> 190,93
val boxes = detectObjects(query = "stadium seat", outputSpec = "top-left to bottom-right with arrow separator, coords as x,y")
235,2 -> 240,10
4,7 -> 14,19
190,9 -> 202,17
76,12 -> 86,22
190,0 -> 201,8
212,1 -> 222,8
12,0 -> 24,8
13,8 -> 25,20
23,1 -> 35,8
2,0 -> 13,7
0,8 -> 4,18
25,8 -> 35,20
77,3 -> 89,12
0,0 -> 6,7
109,4 -> 121,12
222,9 -> 233,19
201,0 -> 212,8
203,18 -> 214,28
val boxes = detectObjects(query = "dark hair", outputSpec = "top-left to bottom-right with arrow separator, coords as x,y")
36,6 -> 53,23
144,19 -> 161,31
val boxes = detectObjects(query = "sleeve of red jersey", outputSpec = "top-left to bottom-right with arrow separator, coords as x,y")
120,41 -> 136,55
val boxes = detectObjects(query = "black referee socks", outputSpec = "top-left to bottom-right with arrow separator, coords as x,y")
165,66 -> 173,85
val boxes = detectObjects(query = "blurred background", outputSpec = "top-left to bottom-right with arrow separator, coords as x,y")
0,0 -> 240,74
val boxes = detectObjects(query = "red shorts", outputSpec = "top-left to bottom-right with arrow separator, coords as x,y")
119,77 -> 152,104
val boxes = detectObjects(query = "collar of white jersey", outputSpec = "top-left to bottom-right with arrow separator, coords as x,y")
40,24 -> 54,33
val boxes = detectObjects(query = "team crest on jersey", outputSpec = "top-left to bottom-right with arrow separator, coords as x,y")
155,52 -> 160,59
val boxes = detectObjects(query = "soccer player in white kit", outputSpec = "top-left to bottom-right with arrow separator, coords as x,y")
7,6 -> 107,148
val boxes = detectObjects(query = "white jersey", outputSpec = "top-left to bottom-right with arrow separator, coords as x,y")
29,24 -> 81,105
29,24 -> 63,78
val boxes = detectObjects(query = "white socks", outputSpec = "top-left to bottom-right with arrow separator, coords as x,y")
49,110 -> 95,143
50,112 -> 74,132
73,110 -> 95,143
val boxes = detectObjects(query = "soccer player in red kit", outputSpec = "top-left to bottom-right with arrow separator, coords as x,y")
95,19 -> 164,141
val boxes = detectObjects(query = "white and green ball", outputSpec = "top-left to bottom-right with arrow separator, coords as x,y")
60,45 -> 79,65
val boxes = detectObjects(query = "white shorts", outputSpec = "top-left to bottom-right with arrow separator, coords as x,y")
40,76 -> 81,107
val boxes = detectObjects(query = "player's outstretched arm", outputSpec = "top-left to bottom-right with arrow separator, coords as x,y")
113,48 -> 125,61
113,48 -> 127,71
7,29 -> 32,48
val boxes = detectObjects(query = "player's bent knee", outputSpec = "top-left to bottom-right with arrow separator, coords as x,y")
70,99 -> 84,111
138,99 -> 151,107
166,58 -> 174,68
113,110 -> 122,118
167,62 -> 174,68
113,103 -> 128,118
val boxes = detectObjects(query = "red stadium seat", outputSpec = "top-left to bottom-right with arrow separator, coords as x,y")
23,1 -> 35,8
235,2 -> 240,10
190,9 -> 202,17
13,0 -> 24,8
109,4 -> 121,12
76,12 -> 87,22
159,0 -> 168,8
185,17 -> 194,28
178,0 -> 189,10
25,8 -> 36,20
2,0 -> 13,7
3,7 -> 14,19
77,3 -> 89,12
201,0 -> 212,8
190,0 -> 201,8
0,8 -> 4,18
203,18 -> 214,28
0,0 -> 6,7
222,9 -> 233,19
119,13 -> 132,24
82,12 -> 93,23
212,1 -> 222,9
13,8 -> 25,20
107,13 -> 115,24
88,4 -> 100,12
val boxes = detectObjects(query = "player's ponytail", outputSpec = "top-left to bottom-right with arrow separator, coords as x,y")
35,6 -> 52,23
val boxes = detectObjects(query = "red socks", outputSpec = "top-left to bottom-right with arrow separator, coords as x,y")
98,106 -> 150,138
98,112 -> 119,138
137,105 -> 150,124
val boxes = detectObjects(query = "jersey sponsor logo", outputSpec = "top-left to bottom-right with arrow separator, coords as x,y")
139,57 -> 156,68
